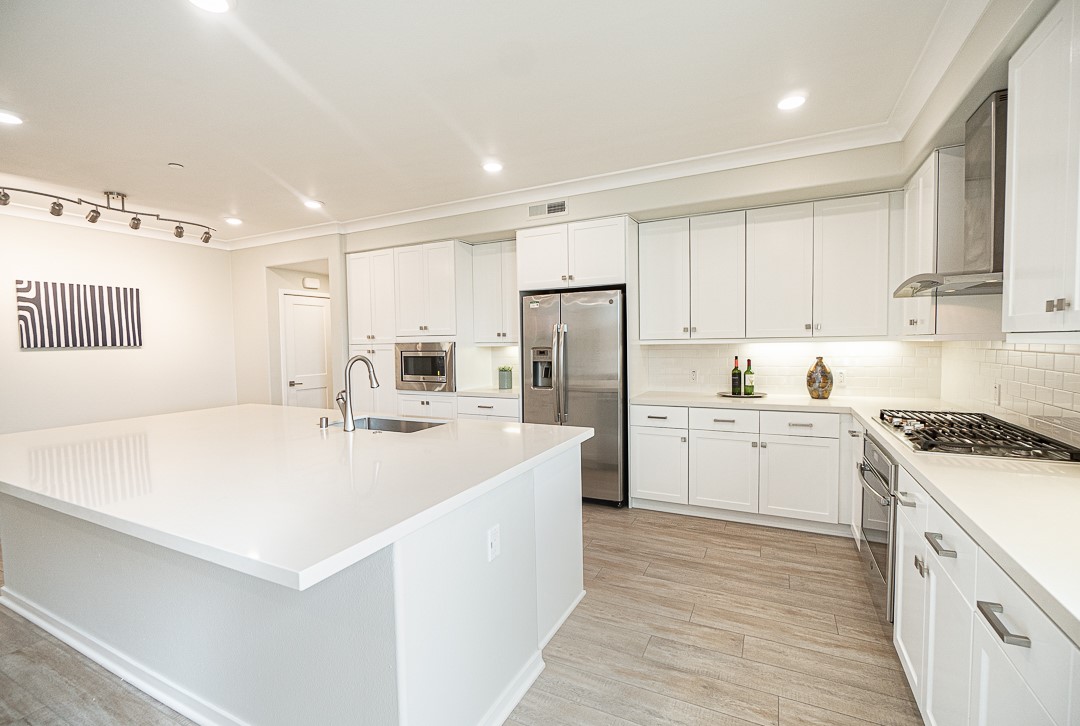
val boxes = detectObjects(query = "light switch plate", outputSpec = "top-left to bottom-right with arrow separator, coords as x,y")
487,524 -> 501,562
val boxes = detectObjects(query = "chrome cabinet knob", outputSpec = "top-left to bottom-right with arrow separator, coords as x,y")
804,323 -> 812,330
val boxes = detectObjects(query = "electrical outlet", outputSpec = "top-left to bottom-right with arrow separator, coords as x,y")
991,382 -> 1002,406
689,369 -> 697,383
837,370 -> 847,386
487,524 -> 501,562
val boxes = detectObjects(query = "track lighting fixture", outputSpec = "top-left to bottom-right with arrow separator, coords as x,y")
0,187 -> 215,242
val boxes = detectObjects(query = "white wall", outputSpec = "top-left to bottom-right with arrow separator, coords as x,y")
0,214 -> 237,434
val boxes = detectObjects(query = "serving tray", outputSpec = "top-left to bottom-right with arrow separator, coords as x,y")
718,392 -> 767,398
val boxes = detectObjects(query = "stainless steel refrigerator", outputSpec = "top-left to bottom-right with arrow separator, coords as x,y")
521,289 -> 626,503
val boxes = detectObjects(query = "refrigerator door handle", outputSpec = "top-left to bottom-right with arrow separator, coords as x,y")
551,322 -> 561,423
558,323 -> 568,422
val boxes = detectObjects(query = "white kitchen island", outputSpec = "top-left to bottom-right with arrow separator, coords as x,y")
0,404 -> 593,726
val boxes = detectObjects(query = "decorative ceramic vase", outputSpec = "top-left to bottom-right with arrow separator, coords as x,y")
806,357 -> 834,399
498,369 -> 512,389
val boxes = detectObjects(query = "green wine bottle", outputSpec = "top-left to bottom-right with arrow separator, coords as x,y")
731,356 -> 742,395
744,359 -> 755,396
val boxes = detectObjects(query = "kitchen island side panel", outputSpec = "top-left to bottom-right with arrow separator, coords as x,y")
0,494 -> 399,726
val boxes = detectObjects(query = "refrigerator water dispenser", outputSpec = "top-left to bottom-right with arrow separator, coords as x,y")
531,348 -> 552,388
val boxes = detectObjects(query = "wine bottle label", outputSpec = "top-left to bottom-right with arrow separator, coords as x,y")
745,373 -> 755,387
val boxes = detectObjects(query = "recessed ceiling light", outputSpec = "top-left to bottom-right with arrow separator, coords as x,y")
224,217 -> 243,226
188,0 -> 234,12
777,94 -> 806,111
304,200 -> 324,210
482,161 -> 503,173
0,110 -> 23,125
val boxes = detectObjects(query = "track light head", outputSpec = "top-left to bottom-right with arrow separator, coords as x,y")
0,190 -> 9,206
86,208 -> 101,223
129,216 -> 141,230
200,229 -> 212,244
174,225 -> 185,238
49,200 -> 63,216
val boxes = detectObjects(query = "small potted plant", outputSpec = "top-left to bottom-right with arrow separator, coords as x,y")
498,365 -> 513,390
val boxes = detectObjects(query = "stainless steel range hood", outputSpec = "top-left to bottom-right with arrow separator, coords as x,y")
894,90 -> 1007,299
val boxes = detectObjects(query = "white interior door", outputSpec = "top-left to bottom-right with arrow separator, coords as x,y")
283,294 -> 332,409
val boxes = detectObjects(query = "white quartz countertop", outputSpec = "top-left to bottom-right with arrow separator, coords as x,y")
632,391 -> 1080,647
0,405 -> 592,591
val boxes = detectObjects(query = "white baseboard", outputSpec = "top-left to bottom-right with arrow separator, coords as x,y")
539,589 -> 585,650
478,650 -> 545,726
629,499 -> 854,539
0,588 -> 246,726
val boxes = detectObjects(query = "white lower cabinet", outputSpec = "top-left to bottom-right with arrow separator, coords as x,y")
923,554 -> 971,725
399,394 -> 457,420
688,430 -> 758,512
893,504 -> 927,703
969,615 -> 1056,726
757,434 -> 839,524
629,425 -> 688,504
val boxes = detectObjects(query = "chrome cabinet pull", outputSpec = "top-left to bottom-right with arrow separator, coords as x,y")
680,437 -> 687,442
804,323 -> 812,330
760,441 -> 768,448
788,422 -> 813,428
751,441 -> 758,448
924,532 -> 957,558
561,275 -> 568,281
814,323 -> 822,331
647,415 -> 668,420
682,327 -> 689,333
691,326 -> 697,333
1046,300 -> 1056,313
848,429 -> 861,437
568,274 -> 574,281
977,601 -> 1032,648
477,405 -> 494,410
914,555 -> 927,577
896,492 -> 916,508
1056,298 -> 1070,311
713,418 -> 736,423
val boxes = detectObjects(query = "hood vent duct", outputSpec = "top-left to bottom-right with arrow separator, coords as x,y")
894,90 -> 1007,299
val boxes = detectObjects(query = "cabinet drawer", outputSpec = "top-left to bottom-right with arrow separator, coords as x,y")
924,497 -> 977,606
895,467 -> 929,532
688,407 -> 759,434
630,405 -> 688,429
760,411 -> 839,438
974,548 -> 1078,726
457,396 -> 519,419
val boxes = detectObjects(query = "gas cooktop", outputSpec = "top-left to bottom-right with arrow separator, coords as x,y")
879,409 -> 1080,462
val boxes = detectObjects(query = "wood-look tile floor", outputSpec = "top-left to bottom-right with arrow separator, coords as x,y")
0,507 -> 922,726
508,504 -> 924,726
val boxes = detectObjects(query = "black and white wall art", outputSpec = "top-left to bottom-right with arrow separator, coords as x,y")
16,279 -> 142,349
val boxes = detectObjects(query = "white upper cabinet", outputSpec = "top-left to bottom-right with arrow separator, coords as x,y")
347,249 -> 396,344
394,241 -> 460,337
639,218 -> 691,340
472,241 -> 518,344
814,195 -> 890,337
517,216 -> 629,291
746,203 -> 815,338
1004,0 -> 1080,333
691,212 -> 746,339
902,156 -> 938,335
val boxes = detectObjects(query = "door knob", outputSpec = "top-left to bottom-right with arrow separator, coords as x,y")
289,381 -> 303,387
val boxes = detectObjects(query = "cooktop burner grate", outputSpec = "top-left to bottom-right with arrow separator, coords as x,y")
878,409 -> 1080,461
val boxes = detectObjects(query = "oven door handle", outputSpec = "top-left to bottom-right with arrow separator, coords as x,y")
859,468 -> 891,507
859,459 -> 891,494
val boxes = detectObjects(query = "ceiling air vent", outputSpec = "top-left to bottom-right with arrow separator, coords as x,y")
528,200 -> 568,219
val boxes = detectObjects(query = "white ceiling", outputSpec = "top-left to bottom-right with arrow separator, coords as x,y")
0,1 -> 988,242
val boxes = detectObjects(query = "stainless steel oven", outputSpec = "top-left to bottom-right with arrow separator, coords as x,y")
859,431 -> 898,626
395,342 -> 455,392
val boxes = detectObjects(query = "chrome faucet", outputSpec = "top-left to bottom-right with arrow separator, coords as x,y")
338,354 -> 380,432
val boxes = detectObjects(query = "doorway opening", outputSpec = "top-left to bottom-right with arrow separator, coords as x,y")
267,260 -> 333,408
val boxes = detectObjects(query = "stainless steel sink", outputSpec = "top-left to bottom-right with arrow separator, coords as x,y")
333,417 -> 446,434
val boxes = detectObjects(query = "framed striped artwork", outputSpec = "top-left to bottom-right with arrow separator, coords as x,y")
16,279 -> 142,349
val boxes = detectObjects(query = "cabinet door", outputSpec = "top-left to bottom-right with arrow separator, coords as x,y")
347,254 -> 374,344
746,204 -> 814,338
472,242 -> 503,344
902,158 -> 936,335
814,195 -> 890,337
395,245 -> 426,336
517,224 -> 569,291
639,218 -> 690,340
501,241 -> 519,342
371,345 -> 398,416
369,249 -> 397,342
923,556 -> 971,726
688,430 -> 758,512
1004,0 -> 1073,333
893,509 -> 927,705
422,242 -> 457,336
758,434 -> 838,523
691,211 -> 746,339
630,426 -> 688,504
568,217 -> 626,287
425,396 -> 457,420
968,615 -> 1056,726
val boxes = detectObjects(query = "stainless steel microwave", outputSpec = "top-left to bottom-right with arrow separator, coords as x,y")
395,342 -> 455,392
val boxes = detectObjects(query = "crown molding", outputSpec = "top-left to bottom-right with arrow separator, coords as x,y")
222,222 -> 345,251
